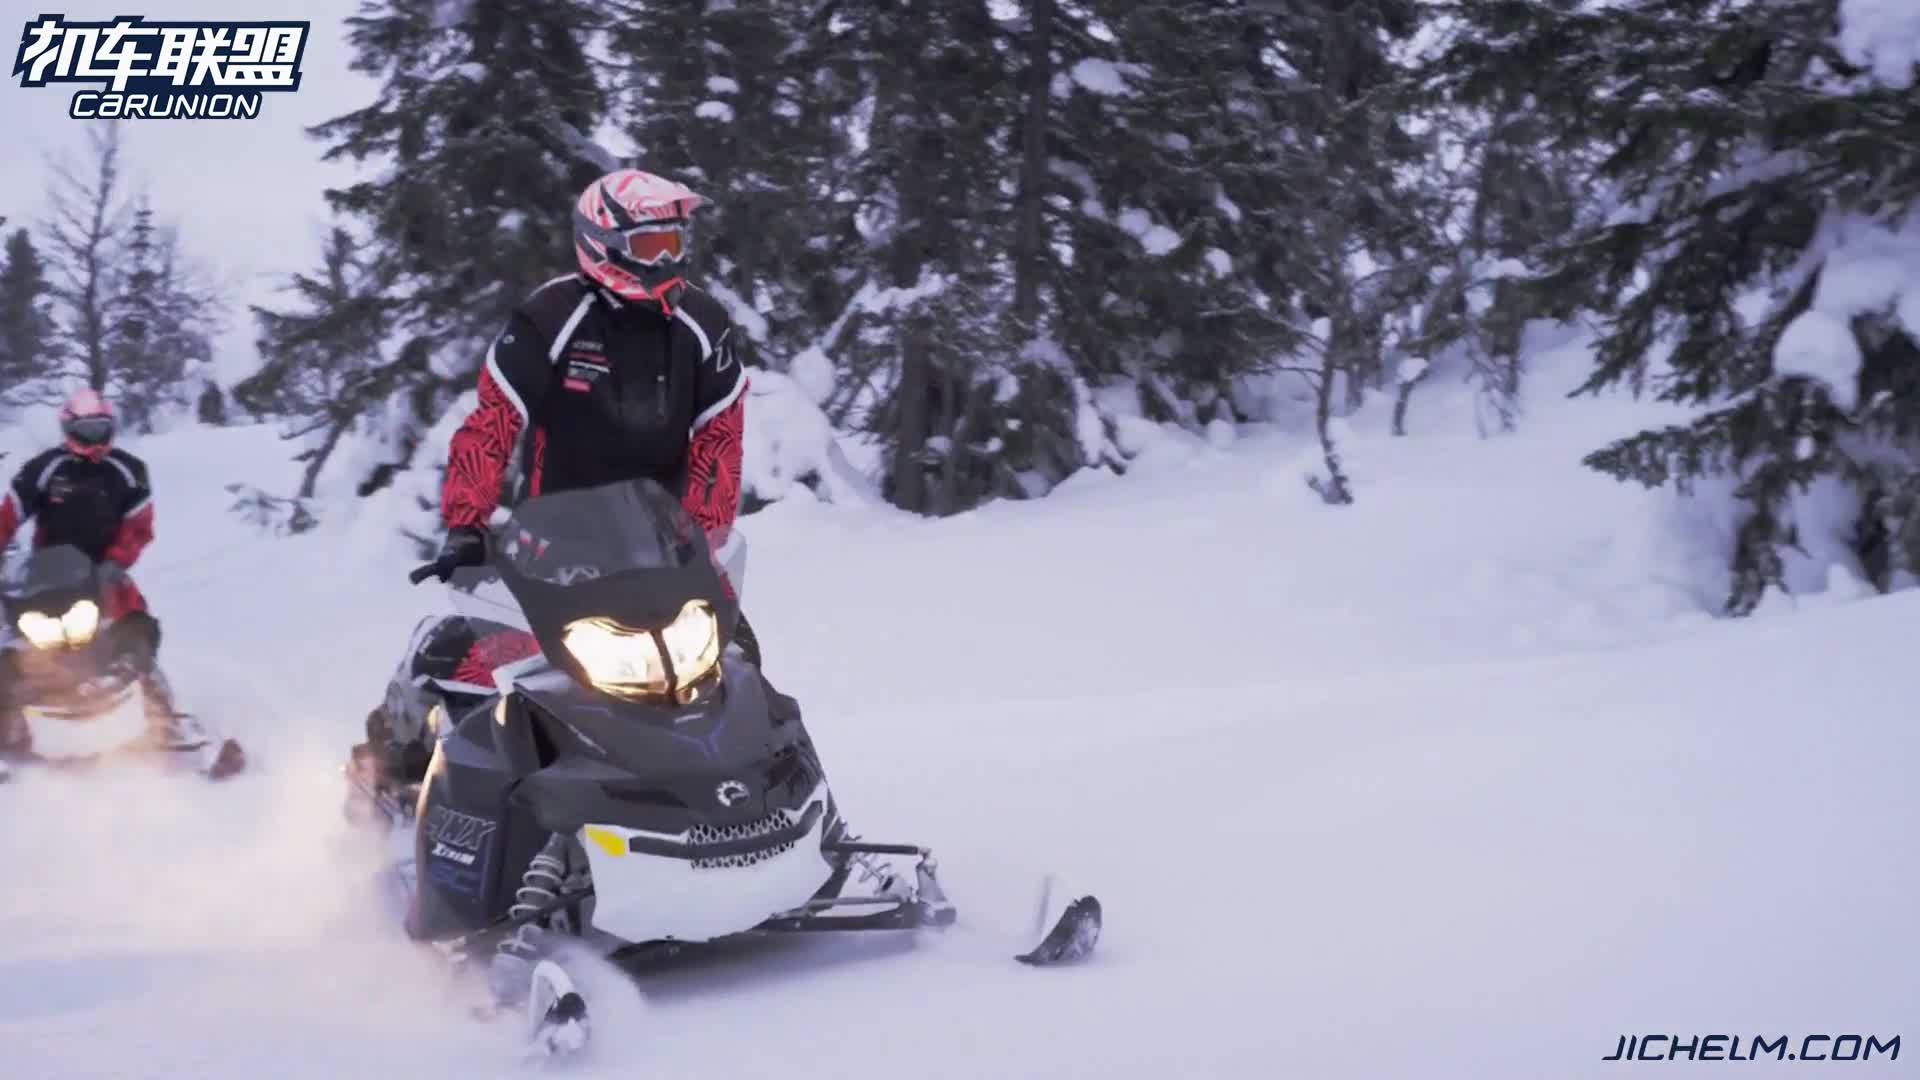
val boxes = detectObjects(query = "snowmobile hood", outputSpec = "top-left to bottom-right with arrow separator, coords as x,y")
2,544 -> 98,617
507,656 -> 817,831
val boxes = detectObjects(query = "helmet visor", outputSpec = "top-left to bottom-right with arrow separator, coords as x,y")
64,415 -> 114,446
623,225 -> 684,265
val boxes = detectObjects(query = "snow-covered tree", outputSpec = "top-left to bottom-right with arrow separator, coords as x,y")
1446,0 -> 1920,610
811,0 -> 1085,515
608,0 -> 853,365
1221,0 -> 1435,503
302,0 -> 614,489
105,198 -> 223,432
240,226 -> 403,498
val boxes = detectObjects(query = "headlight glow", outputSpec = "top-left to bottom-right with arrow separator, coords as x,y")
17,611 -> 65,649
659,601 -> 720,688
561,600 -> 721,701
15,600 -> 102,650
60,600 -> 99,644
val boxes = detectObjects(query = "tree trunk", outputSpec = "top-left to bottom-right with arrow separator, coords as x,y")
298,413 -> 352,499
1010,0 -> 1053,328
1310,322 -> 1355,506
892,331 -> 930,513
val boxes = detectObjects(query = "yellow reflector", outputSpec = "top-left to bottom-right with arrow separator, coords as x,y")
582,825 -> 627,858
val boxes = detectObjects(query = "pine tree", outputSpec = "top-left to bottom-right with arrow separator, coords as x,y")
608,0 -> 853,364
815,0 -> 1080,515
1211,0 -> 1435,503
1444,0 -> 1920,611
101,197 -> 222,432
1058,2 -> 1311,425
302,0 -> 615,486
0,227 -> 61,409
107,199 -> 165,429
1416,4 -> 1591,434
240,226 -> 402,498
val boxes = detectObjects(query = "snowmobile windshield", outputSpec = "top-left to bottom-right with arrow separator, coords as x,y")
443,478 -> 736,689
4,545 -> 96,611
494,478 -> 703,585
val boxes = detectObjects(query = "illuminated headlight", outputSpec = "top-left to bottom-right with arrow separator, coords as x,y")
16,600 -> 99,649
561,600 -> 720,701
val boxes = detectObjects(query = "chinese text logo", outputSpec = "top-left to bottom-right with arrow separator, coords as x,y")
12,15 -> 308,119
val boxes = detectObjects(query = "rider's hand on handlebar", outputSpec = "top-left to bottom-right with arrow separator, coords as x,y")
408,524 -> 488,584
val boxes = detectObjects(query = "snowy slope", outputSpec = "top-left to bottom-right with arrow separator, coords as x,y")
1,364 -> 1915,1079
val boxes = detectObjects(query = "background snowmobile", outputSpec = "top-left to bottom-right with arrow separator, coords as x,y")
0,544 -> 244,782
344,478 -> 1100,1058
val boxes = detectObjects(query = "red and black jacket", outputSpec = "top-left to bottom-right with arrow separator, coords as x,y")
443,274 -> 747,545
0,446 -> 155,568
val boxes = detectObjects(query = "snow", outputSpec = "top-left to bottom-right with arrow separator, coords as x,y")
1839,0 -> 1920,87
2,348 -> 1916,1078
1202,247 -> 1232,276
1067,58 -> 1130,96
1768,210 -> 1920,410
703,278 -> 771,344
1115,208 -> 1181,256
694,101 -> 735,123
1214,187 -> 1243,224
706,76 -> 740,95
787,346 -> 837,405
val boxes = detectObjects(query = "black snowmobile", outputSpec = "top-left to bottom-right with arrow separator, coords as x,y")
0,544 -> 244,782
343,478 -> 1099,1058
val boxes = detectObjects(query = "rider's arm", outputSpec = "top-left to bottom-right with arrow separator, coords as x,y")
102,451 -> 154,569
682,318 -> 746,544
0,452 -> 48,552
444,312 -> 554,530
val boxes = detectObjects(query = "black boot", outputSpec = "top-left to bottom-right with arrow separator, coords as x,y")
363,704 -> 433,786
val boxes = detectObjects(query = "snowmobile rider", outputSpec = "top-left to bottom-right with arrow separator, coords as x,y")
353,168 -> 752,789
0,388 -> 176,742
432,167 -> 748,611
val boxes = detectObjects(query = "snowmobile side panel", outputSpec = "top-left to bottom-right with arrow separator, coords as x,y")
407,710 -> 544,939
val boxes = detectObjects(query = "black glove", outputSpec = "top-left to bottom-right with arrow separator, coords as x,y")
440,525 -> 487,566
438,524 -> 489,574
411,525 -> 488,584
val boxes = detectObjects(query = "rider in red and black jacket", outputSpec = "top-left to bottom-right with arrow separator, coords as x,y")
352,169 -> 756,788
0,389 -> 155,617
433,167 -> 747,586
1,389 -> 174,740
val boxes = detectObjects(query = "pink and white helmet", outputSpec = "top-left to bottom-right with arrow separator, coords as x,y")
59,387 -> 115,462
573,168 -> 707,311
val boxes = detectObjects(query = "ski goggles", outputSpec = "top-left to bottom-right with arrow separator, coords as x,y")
577,211 -> 688,266
63,416 -> 114,445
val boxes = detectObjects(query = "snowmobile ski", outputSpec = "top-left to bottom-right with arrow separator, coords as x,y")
522,960 -> 590,1060
199,736 -> 246,780
1016,874 -> 1103,965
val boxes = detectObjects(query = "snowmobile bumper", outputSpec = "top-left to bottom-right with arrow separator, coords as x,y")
573,785 -> 838,945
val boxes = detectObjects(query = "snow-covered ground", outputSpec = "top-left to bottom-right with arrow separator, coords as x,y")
1,356 -> 1915,1078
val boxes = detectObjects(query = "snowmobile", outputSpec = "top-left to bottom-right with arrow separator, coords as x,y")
342,478 -> 1100,1059
0,544 -> 245,783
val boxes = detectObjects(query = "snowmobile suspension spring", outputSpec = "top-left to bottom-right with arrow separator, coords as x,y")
498,836 -> 569,962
